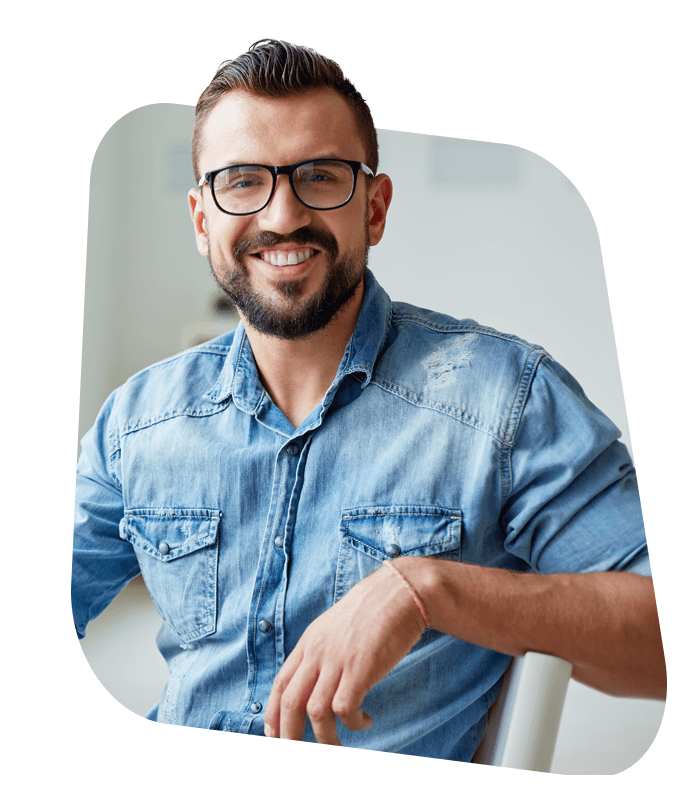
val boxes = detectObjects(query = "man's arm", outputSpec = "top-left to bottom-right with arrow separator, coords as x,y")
73,388 -> 138,639
405,558 -> 665,698
263,558 -> 665,745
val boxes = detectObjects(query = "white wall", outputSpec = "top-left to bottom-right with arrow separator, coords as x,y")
78,105 -> 665,773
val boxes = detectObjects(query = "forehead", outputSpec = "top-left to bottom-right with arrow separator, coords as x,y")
198,88 -> 366,172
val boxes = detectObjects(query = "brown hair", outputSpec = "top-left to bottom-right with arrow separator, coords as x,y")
192,39 -> 379,182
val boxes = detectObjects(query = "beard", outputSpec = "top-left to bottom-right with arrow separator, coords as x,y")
208,224 -> 369,340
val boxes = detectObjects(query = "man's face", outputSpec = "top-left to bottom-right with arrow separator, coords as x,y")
189,88 -> 389,339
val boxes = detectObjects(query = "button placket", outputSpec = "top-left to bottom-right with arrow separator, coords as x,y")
244,435 -> 307,725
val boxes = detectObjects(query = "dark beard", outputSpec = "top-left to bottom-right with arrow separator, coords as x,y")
208,226 -> 369,340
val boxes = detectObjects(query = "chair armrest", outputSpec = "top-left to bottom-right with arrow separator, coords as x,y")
473,652 -> 572,771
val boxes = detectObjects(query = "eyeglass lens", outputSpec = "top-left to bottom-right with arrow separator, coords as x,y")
212,160 -> 356,214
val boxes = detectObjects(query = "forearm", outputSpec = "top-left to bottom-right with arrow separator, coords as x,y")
396,557 -> 666,700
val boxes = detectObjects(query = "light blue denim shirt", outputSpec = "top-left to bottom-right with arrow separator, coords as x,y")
73,269 -> 650,761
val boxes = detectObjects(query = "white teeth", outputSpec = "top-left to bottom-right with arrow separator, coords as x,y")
261,249 -> 312,266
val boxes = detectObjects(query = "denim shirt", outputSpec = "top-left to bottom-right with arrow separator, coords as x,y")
73,269 -> 649,761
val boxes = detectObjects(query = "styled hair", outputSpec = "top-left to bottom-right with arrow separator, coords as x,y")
192,39 -> 379,182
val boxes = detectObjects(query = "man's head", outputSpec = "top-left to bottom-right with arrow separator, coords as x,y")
188,41 -> 392,340
191,40 -> 379,186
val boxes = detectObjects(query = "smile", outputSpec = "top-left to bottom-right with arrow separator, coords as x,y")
254,248 -> 316,267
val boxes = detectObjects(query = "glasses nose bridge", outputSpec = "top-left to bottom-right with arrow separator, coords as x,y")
267,164 -> 304,209
258,165 -> 311,227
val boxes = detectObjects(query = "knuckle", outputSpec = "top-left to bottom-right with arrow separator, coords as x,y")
280,692 -> 302,714
331,697 -> 355,718
306,700 -> 328,722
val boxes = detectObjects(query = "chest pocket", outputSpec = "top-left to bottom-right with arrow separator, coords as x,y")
334,505 -> 462,605
119,508 -> 221,644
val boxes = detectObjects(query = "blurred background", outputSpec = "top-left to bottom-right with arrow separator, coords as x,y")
77,103 -> 664,774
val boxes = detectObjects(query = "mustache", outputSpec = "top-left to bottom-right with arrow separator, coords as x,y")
232,227 -> 338,261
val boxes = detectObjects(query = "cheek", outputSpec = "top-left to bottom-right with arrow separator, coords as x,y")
327,205 -> 366,248
209,218 -> 252,258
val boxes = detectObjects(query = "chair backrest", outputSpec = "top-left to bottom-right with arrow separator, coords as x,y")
473,651 -> 572,771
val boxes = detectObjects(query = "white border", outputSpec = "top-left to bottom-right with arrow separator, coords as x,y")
61,88 -> 682,794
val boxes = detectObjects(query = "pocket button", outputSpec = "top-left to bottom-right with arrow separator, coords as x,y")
385,543 -> 401,558
158,542 -> 170,555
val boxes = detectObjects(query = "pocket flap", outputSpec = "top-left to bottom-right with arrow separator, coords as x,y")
340,505 -> 462,560
120,508 -> 221,561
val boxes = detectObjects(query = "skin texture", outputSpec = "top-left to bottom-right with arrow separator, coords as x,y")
188,88 -> 666,747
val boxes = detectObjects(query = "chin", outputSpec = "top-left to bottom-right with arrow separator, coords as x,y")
211,255 -> 366,340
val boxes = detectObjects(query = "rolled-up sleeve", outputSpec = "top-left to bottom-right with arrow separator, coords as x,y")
72,389 -> 140,639
501,355 -> 650,578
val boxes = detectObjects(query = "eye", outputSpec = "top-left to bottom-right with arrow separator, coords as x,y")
215,167 -> 268,192
295,161 -> 351,186
296,168 -> 335,184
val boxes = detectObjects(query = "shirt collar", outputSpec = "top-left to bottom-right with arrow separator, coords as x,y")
203,269 -> 392,409
336,269 -> 392,388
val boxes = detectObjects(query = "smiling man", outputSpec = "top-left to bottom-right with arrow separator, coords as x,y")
187,85 -> 390,427
72,40 -> 664,760
194,92 -> 375,337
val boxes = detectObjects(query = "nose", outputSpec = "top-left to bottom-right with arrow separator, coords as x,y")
256,174 -> 313,234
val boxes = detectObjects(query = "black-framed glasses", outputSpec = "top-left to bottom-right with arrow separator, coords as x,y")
198,158 -> 374,216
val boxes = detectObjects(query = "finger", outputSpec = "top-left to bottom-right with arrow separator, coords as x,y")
306,669 -> 343,746
277,664 -> 319,741
331,681 -> 374,732
278,691 -> 308,741
264,650 -> 304,739
334,705 -> 373,732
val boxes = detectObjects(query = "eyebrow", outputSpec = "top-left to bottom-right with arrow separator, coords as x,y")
215,154 -> 349,169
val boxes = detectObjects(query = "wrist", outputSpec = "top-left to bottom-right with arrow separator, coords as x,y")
390,555 -> 448,631
383,559 -> 430,629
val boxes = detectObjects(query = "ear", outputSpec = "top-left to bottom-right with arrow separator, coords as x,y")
367,173 -> 393,247
188,188 -> 209,257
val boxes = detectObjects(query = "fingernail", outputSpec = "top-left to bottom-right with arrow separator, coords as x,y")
264,724 -> 273,737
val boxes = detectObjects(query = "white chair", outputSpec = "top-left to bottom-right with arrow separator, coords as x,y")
473,652 -> 572,771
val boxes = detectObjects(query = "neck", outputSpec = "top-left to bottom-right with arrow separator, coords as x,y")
240,281 -> 364,429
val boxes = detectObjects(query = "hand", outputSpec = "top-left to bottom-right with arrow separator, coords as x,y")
263,559 -> 428,745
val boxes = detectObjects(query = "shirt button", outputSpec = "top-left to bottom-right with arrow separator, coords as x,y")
158,542 -> 170,555
258,620 -> 272,633
274,536 -> 285,548
286,443 -> 300,456
250,701 -> 262,714
385,544 -> 401,558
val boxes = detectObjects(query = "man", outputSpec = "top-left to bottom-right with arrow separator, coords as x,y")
72,39 -> 664,759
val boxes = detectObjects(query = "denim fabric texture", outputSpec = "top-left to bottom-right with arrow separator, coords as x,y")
73,270 -> 650,760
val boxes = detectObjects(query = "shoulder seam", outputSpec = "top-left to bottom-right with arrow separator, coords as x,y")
123,344 -> 232,386
500,350 -> 546,505
390,312 -> 545,353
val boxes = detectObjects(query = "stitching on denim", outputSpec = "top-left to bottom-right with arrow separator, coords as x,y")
119,403 -> 231,437
124,509 -> 221,518
501,351 -> 545,505
134,344 -> 231,374
390,315 -> 545,352
107,446 -> 123,491
369,376 -> 503,443
341,511 -> 462,555
342,512 -> 461,520
345,532 -> 458,555
122,513 -> 220,579
334,540 -> 351,604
